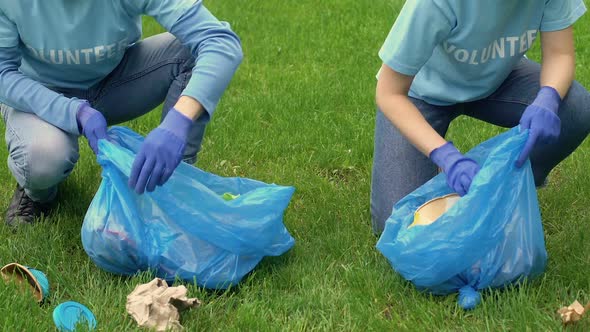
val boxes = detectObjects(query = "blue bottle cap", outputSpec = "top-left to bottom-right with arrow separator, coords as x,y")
53,301 -> 97,331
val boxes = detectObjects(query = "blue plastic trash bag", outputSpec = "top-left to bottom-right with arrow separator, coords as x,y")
376,127 -> 547,310
82,127 -> 295,289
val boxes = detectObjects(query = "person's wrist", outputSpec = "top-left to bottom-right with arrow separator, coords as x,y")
174,96 -> 204,121
76,102 -> 94,133
430,141 -> 462,172
533,86 -> 561,114
159,107 -> 193,140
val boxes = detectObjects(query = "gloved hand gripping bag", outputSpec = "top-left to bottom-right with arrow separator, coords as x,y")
376,127 -> 547,309
82,127 -> 295,289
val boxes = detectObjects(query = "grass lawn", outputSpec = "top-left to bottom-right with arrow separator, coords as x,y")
2,0 -> 590,330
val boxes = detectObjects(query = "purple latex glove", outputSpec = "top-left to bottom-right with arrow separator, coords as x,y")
77,102 -> 108,154
129,108 -> 193,194
430,142 -> 480,196
515,86 -> 561,168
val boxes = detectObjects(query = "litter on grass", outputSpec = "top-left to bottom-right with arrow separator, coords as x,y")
558,300 -> 590,325
127,278 -> 200,331
0,263 -> 50,302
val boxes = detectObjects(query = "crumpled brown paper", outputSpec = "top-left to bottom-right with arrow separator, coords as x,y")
126,278 -> 201,331
557,300 -> 590,325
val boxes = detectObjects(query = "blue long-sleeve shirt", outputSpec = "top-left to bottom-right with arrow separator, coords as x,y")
0,0 -> 242,134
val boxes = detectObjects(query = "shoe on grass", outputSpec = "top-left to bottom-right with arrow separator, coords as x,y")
5,185 -> 53,227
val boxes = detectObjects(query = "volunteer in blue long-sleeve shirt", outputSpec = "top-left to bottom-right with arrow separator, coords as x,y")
0,0 -> 243,226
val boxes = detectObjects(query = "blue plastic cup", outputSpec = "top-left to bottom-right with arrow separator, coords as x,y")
1,263 -> 50,302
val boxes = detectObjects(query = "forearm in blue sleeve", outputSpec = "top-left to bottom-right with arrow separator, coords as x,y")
0,47 -> 83,134
169,2 -> 243,122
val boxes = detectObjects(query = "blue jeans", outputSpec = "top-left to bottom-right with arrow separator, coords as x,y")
371,58 -> 590,234
1,33 -> 206,202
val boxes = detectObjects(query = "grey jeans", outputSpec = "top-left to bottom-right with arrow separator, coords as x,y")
1,33 -> 206,202
371,58 -> 590,234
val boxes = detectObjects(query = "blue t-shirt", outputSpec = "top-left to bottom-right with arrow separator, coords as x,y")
0,0 -> 242,134
378,0 -> 587,105
0,0 -> 196,89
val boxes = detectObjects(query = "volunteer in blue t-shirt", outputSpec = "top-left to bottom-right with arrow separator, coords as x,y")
372,0 -> 590,233
0,1 -> 243,226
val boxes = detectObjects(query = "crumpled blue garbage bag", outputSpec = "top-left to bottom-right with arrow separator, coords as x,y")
376,127 -> 547,309
82,126 -> 295,289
